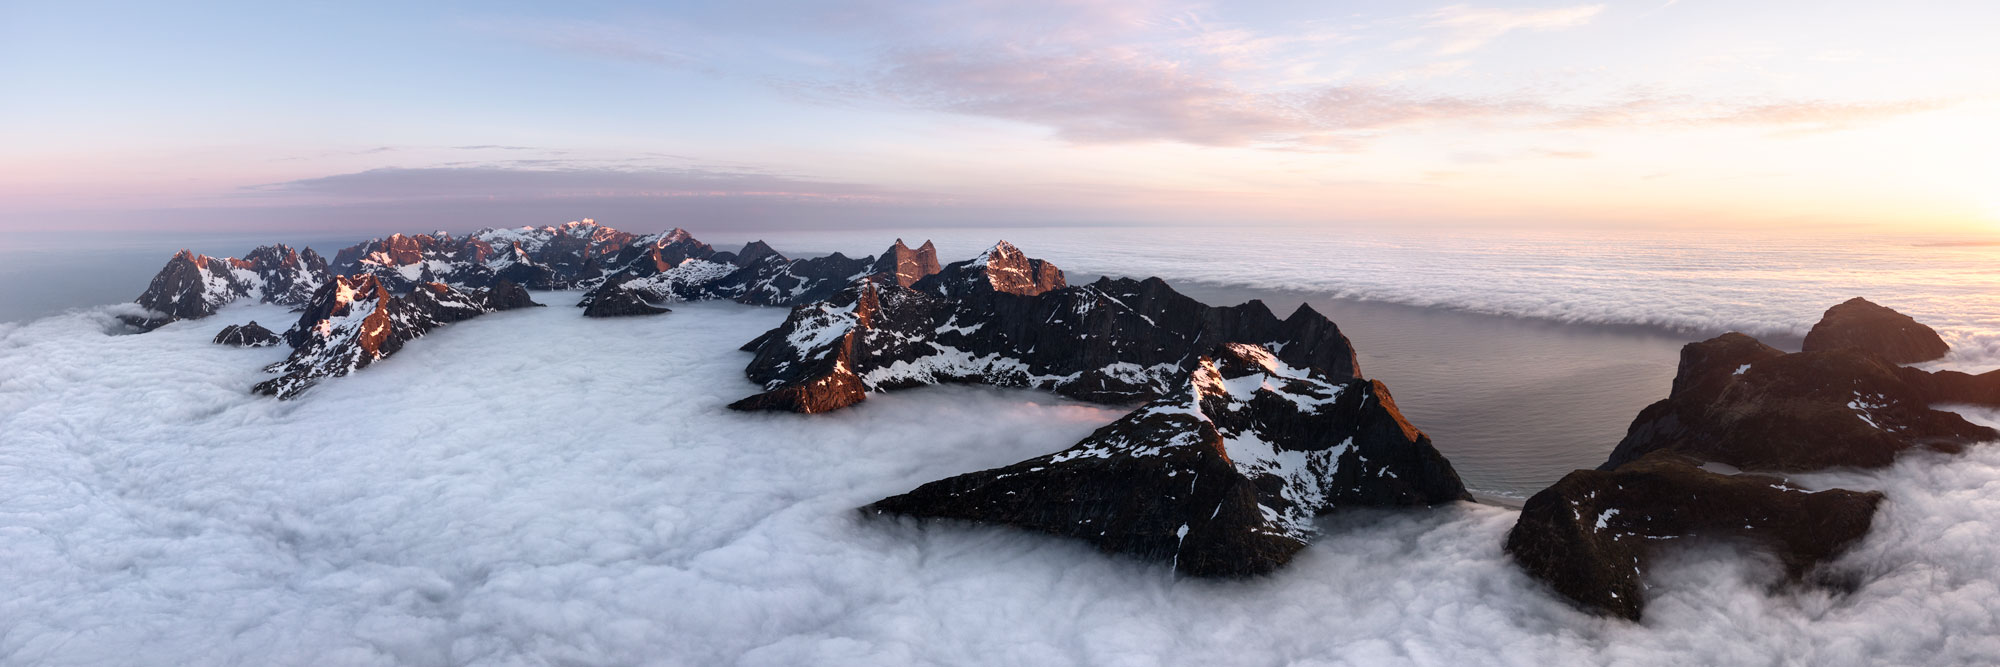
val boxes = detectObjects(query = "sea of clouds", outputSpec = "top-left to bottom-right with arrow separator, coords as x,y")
4,296 -> 2000,665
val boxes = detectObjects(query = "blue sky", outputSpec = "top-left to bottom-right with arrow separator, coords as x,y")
3,0 -> 1996,234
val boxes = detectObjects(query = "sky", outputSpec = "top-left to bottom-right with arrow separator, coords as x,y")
2,0 -> 1996,236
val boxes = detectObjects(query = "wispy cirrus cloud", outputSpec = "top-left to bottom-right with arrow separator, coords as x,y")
1554,96 -> 1959,132
1421,4 -> 1607,55
873,46 -> 1297,145
470,17 -> 699,67
243,166 -> 917,205
862,43 -> 1956,147
479,2 -> 1948,150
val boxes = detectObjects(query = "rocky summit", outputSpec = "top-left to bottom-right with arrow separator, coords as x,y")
913,240 -> 1064,297
212,321 -> 281,347
732,241 -> 1360,413
1802,297 -> 1951,363
254,275 -> 540,399
870,239 -> 942,288
1506,452 -> 1882,621
869,343 -> 1468,577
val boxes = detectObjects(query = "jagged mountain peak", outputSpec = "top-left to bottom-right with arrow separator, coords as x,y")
1286,301 -> 1325,322
972,240 -> 1022,266
871,238 -> 942,287
918,240 -> 1064,297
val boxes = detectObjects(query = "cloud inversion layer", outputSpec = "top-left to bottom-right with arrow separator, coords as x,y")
5,294 -> 2000,665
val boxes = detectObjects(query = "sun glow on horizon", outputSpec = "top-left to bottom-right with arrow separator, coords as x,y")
1,1 -> 1996,235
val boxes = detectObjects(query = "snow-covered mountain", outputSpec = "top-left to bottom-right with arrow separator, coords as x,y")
253,275 -> 541,399
126,245 -> 330,331
732,241 -> 1362,413
869,342 -> 1469,576
329,220 -> 639,292
575,238 -> 944,314
125,221 -> 960,397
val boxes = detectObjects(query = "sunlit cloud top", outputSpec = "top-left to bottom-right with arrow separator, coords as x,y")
2,0 -> 1995,234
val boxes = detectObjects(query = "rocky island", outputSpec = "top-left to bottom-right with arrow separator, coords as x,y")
1509,298 -> 2000,620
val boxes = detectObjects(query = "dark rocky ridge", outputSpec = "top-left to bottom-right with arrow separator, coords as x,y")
1803,297 -> 1950,363
1507,452 -> 1882,621
574,240 -> 943,316
1510,299 -> 1998,620
732,242 -> 1360,413
870,343 -> 1467,576
730,240 -> 781,267
213,321 -> 280,347
580,285 -> 675,318
1602,333 -> 1999,472
254,276 -> 540,399
702,252 -> 874,307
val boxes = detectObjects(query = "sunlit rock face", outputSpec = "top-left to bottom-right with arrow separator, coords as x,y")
1511,299 -> 2000,621
1802,297 -> 1951,364
254,276 -> 540,399
126,245 -> 331,331
869,239 -> 941,288
587,227 -> 716,281
912,240 -> 1063,297
733,242 -> 1361,414
869,343 -> 1468,577
212,321 -> 280,347
1506,452 -> 1882,621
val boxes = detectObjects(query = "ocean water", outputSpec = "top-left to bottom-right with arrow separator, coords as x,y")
0,231 -> 365,325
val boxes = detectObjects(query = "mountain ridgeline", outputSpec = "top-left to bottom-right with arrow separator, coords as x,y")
124,220 -> 2000,613
126,220 -> 1474,580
